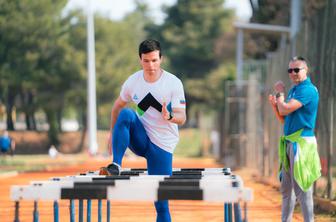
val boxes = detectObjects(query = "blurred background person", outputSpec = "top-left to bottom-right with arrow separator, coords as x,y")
0,130 -> 16,156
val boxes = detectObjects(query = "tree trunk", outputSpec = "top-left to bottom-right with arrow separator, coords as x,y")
25,112 -> 31,130
45,109 -> 59,147
57,108 -> 63,132
24,91 -> 36,130
6,86 -> 15,130
26,113 -> 37,130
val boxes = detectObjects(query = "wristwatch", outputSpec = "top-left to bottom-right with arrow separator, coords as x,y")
276,92 -> 285,98
168,112 -> 173,120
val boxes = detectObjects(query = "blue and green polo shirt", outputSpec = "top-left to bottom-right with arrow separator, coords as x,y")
284,77 -> 319,136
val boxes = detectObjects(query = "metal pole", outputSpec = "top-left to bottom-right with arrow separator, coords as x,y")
14,201 -> 19,222
33,201 -> 39,222
236,28 -> 244,82
98,200 -> 102,222
87,0 -> 98,155
70,200 -> 75,222
280,33 -> 287,49
228,203 -> 233,222
224,203 -> 233,222
53,201 -> 59,222
79,200 -> 84,222
236,28 -> 245,168
87,199 -> 91,222
234,203 -> 242,222
290,0 -> 302,56
106,200 -> 111,222
224,203 -> 228,222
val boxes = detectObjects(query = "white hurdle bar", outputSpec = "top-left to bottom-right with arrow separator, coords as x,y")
11,168 -> 253,222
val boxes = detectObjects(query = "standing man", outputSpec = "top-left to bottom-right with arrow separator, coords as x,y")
269,56 -> 321,222
99,39 -> 186,222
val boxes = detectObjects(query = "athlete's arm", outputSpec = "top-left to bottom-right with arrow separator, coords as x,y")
162,102 -> 186,125
111,96 -> 128,130
170,107 -> 186,125
107,97 -> 127,151
276,95 -> 302,116
268,95 -> 284,123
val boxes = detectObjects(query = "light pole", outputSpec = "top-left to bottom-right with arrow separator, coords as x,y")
87,0 -> 98,155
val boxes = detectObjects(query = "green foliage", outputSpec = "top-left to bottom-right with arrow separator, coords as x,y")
174,128 -> 202,157
0,0 -> 153,134
61,3 -> 153,129
0,0 -> 80,140
185,63 -> 235,109
248,0 -> 290,58
94,5 -> 152,128
0,0 -> 239,142
250,0 -> 290,25
148,0 -> 234,79
145,0 -> 236,116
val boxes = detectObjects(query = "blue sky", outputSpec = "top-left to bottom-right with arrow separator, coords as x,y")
64,0 -> 252,23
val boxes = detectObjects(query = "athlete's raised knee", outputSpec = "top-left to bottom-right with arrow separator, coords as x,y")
117,108 -> 135,123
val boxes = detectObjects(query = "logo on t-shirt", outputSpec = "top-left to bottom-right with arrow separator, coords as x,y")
133,94 -> 139,100
136,93 -> 162,116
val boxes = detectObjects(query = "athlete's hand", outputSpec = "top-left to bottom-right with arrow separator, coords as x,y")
274,81 -> 285,93
268,94 -> 277,107
162,102 -> 171,120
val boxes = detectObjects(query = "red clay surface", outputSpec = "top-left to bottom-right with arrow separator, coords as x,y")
0,156 -> 305,222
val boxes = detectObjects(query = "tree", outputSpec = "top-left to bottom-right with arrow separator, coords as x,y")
149,0 -> 234,79
93,2 -> 153,128
247,0 -> 290,58
0,0 -> 83,146
146,0 -> 236,127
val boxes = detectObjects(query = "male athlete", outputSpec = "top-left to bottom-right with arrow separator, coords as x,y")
99,39 -> 186,222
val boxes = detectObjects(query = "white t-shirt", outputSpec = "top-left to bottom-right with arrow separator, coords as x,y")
120,70 -> 186,153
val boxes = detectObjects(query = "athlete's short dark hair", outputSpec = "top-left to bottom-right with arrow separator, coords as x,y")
138,39 -> 162,58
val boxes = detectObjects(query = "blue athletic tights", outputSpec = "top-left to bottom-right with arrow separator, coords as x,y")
112,108 -> 172,222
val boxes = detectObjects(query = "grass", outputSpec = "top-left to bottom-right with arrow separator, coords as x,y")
0,154 -> 87,174
174,128 -> 203,157
0,128 -> 204,174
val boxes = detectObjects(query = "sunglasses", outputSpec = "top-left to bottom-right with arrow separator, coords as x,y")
288,67 -> 304,73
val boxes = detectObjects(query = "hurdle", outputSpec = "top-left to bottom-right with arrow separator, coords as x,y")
11,168 -> 253,222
